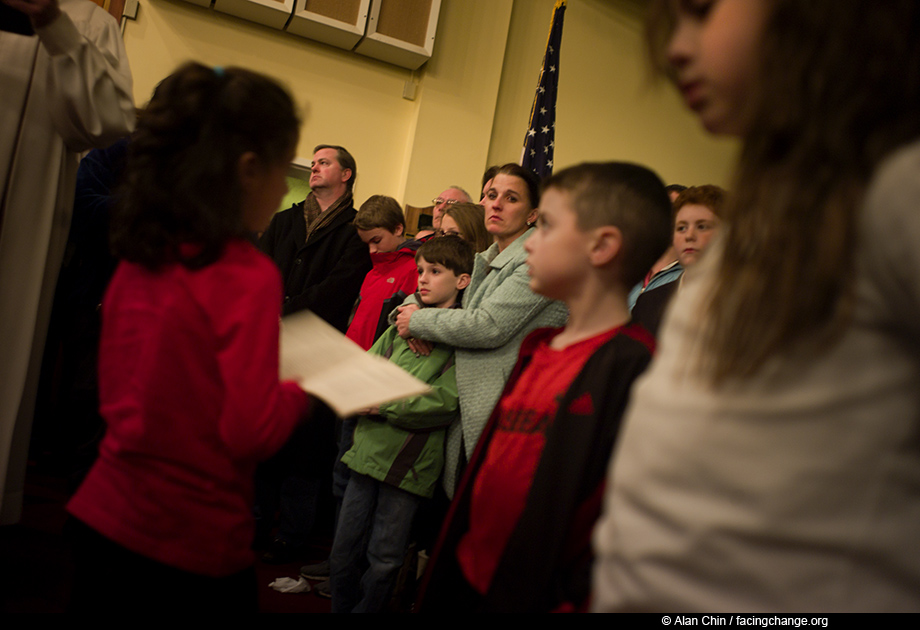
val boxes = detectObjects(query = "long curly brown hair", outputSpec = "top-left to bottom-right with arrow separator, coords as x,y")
648,0 -> 920,383
112,63 -> 300,270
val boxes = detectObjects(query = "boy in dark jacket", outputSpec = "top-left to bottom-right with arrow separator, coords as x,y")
418,162 -> 672,612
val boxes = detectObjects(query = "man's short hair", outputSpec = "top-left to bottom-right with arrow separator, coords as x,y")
354,195 -> 406,232
542,162 -> 672,287
416,234 -> 474,277
443,186 -> 472,202
313,144 -> 357,191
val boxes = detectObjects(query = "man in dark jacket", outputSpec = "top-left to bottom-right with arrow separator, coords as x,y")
259,144 -> 371,328
255,145 -> 371,571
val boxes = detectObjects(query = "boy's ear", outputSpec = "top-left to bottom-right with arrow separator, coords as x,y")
456,273 -> 472,291
394,224 -> 404,237
590,226 -> 623,267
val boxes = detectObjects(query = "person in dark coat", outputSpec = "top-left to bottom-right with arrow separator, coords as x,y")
258,144 -> 371,328
255,145 -> 371,569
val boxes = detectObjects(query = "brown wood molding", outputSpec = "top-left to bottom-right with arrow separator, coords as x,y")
88,0 -> 126,22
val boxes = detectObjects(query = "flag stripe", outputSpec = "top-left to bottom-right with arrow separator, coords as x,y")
521,0 -> 566,180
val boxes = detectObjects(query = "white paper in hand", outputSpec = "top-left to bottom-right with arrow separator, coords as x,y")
279,310 -> 432,418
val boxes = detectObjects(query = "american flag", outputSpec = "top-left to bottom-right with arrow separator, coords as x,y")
521,0 -> 566,180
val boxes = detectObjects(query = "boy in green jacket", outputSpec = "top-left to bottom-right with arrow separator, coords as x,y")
329,235 -> 473,613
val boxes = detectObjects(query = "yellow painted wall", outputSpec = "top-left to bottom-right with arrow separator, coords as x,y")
488,0 -> 738,187
121,0 -> 737,212
123,0 -> 511,209
400,0 -> 513,205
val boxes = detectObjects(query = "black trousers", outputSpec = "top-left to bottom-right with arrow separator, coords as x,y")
66,517 -> 258,613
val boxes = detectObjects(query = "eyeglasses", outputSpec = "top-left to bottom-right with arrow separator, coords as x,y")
432,198 -> 460,206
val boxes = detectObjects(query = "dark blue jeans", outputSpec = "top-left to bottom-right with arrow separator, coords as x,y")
329,472 -> 421,613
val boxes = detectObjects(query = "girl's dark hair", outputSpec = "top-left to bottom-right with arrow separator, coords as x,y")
112,63 -> 300,270
648,1 -> 920,382
494,163 -> 542,209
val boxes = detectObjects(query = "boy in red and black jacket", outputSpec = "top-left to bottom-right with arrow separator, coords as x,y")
418,162 -> 672,613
